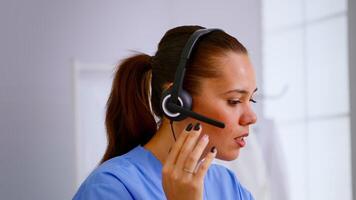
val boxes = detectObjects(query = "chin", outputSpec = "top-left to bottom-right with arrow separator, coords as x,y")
217,148 -> 240,161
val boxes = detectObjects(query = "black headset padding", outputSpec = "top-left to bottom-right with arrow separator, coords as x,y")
159,28 -> 225,128
160,88 -> 192,121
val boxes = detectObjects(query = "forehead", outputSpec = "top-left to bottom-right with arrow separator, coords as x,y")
202,52 -> 256,95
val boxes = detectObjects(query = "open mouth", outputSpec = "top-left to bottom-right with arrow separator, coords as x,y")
234,133 -> 248,148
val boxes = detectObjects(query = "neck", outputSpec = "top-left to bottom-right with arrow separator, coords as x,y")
144,120 -> 177,164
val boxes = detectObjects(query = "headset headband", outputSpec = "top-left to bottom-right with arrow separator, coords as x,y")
162,28 -> 225,128
170,28 -> 222,104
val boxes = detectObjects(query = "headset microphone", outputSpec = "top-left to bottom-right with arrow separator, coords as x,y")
166,103 -> 225,128
160,28 -> 226,129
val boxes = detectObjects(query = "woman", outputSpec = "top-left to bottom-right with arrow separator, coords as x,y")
73,25 -> 258,200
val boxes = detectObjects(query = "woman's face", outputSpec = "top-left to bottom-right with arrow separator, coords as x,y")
191,52 -> 257,161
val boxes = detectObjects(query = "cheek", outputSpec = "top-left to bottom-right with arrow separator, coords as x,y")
214,105 -> 242,128
203,109 -> 239,138
194,99 -> 242,130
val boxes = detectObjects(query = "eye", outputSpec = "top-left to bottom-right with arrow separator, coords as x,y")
250,98 -> 257,103
227,99 -> 241,106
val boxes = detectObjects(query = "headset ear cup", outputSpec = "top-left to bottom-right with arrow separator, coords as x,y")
179,89 -> 192,111
160,88 -> 192,121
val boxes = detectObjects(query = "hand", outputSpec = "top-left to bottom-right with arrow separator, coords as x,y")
162,123 -> 217,200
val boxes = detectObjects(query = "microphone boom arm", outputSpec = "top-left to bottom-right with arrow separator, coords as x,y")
167,103 -> 225,128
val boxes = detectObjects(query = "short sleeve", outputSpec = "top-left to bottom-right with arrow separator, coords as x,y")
72,179 -> 133,200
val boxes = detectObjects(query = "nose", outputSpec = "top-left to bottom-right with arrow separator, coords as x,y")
239,104 -> 257,126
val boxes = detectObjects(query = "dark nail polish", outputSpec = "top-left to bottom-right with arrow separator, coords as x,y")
194,123 -> 200,130
210,146 -> 216,153
185,123 -> 193,131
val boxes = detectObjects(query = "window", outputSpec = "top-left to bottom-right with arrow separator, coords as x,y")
262,0 -> 351,199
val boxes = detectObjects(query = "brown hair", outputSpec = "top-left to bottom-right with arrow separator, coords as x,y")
100,25 -> 247,163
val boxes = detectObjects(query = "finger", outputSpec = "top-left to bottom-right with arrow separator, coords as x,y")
175,123 -> 202,170
164,123 -> 193,166
195,146 -> 217,180
183,134 -> 209,174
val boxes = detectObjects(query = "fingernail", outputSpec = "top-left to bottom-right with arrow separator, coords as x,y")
185,123 -> 193,131
194,123 -> 200,131
210,146 -> 216,153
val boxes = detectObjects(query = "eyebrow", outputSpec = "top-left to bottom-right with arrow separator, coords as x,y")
222,88 -> 258,95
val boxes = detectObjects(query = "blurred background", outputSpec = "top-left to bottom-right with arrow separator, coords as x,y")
0,0 -> 355,199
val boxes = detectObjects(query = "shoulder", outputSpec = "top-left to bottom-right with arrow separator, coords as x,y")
86,155 -> 134,183
72,150 -> 139,200
72,162 -> 133,200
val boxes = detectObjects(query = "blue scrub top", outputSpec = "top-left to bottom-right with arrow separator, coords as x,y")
73,145 -> 254,200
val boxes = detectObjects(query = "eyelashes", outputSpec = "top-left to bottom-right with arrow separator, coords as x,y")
250,99 -> 257,103
227,99 -> 257,106
228,100 -> 241,105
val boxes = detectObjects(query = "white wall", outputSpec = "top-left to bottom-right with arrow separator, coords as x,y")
0,1 -> 262,199
262,0 -> 351,200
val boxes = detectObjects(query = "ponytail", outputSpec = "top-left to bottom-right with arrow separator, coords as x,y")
100,54 -> 157,163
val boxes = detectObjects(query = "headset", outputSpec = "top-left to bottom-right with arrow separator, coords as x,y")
160,28 -> 226,129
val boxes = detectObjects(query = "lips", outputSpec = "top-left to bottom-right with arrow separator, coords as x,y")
234,133 -> 249,148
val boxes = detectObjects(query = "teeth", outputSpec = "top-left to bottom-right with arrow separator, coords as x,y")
235,136 -> 246,141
